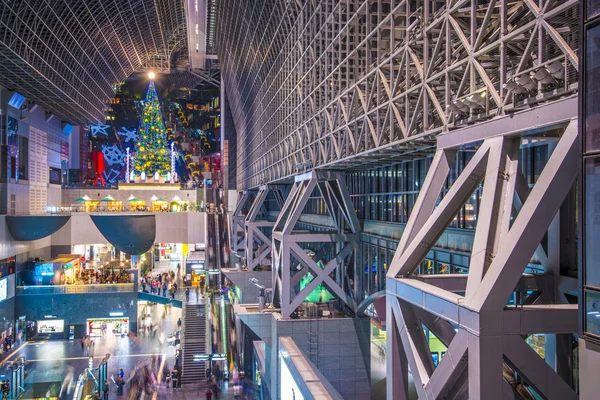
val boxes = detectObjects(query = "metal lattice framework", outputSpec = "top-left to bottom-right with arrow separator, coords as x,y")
232,190 -> 257,252
0,0 -> 212,123
386,97 -> 579,399
245,185 -> 285,271
272,170 -> 361,318
217,0 -> 579,190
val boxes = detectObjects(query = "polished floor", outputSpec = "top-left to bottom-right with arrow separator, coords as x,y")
0,259 -> 242,399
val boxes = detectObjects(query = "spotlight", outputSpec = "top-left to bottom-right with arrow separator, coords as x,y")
148,71 -> 156,80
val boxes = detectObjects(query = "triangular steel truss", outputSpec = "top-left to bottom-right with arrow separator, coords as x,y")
232,191 -> 253,252
387,101 -> 578,400
244,185 -> 285,270
272,170 -> 361,318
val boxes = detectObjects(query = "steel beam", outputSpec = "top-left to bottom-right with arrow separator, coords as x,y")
386,116 -> 578,399
272,172 -> 360,317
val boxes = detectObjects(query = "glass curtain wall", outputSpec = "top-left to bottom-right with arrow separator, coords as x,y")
582,3 -> 600,340
346,147 -> 549,227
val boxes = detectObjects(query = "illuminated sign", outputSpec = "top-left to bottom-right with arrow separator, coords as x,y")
280,354 -> 305,400
109,312 -> 124,317
36,263 -> 55,277
0,278 -> 7,302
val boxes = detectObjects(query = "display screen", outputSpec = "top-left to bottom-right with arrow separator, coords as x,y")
35,263 -> 55,276
0,278 -> 7,302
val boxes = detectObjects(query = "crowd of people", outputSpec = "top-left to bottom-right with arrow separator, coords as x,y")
140,268 -> 181,299
75,269 -> 132,285
48,269 -> 132,285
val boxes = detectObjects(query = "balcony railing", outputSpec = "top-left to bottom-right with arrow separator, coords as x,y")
16,283 -> 135,295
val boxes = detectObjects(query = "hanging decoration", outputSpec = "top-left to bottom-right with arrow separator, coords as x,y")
102,144 -> 126,166
134,80 -> 170,177
90,123 -> 111,137
118,127 -> 139,143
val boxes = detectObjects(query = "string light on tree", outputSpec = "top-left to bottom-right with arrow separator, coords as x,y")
134,79 -> 170,179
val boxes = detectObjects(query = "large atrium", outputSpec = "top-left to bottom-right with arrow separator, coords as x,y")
0,0 -> 594,399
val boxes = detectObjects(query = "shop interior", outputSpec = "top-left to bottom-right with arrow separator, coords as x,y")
87,318 -> 129,337
38,319 -> 64,334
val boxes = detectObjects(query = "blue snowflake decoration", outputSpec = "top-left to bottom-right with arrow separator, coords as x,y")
90,123 -> 110,137
103,168 -> 122,185
102,144 -> 125,166
118,127 -> 139,143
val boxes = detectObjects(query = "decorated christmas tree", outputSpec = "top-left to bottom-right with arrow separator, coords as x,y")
134,80 -> 170,177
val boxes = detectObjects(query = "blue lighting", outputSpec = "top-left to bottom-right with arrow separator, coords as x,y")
8,92 -> 26,109
62,123 -> 74,135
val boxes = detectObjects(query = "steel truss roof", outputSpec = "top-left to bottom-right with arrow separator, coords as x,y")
0,0 -> 201,123
217,0 -> 580,190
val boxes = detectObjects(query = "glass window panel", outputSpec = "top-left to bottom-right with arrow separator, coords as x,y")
418,159 -> 428,189
589,0 -> 600,20
361,196 -> 366,220
586,24 -> 600,151
533,145 -> 548,183
407,193 -> 415,218
585,157 -> 600,287
464,190 -> 478,229
18,136 -> 28,181
407,162 -> 414,191
585,290 -> 600,337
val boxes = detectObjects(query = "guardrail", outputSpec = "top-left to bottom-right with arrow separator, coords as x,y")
16,283 -> 135,295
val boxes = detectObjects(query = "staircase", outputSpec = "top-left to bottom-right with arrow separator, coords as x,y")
181,304 -> 208,384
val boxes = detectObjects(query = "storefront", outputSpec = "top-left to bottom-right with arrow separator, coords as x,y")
60,257 -> 80,284
37,318 -> 64,334
72,244 -> 131,269
154,243 -> 190,262
186,249 -> 206,286
87,317 -> 129,337
33,255 -> 81,285
187,260 -> 205,287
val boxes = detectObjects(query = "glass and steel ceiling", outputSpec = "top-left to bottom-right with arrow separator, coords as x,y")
0,0 -> 218,124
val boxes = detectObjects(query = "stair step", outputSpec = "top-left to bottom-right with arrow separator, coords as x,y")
181,305 -> 209,382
